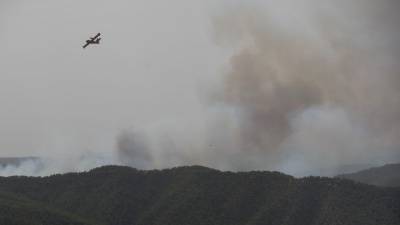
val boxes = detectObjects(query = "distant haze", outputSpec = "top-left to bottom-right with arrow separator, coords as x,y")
0,0 -> 399,177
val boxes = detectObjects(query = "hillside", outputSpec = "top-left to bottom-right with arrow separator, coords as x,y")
0,165 -> 399,225
0,191 -> 96,225
338,163 -> 400,187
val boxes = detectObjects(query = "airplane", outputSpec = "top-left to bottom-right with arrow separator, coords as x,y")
83,33 -> 101,49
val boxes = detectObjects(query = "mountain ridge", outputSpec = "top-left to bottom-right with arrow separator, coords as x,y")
337,163 -> 400,187
0,165 -> 399,225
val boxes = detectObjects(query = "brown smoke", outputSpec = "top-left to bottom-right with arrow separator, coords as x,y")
212,0 -> 400,174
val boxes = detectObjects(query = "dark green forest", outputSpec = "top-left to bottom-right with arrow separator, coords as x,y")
0,165 -> 399,225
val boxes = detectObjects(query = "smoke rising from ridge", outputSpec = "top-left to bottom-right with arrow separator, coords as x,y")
114,0 -> 400,176
211,0 -> 400,175
116,130 -> 152,169
1,0 -> 399,177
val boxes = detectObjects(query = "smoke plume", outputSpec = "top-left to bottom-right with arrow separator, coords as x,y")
116,130 -> 152,169
211,0 -> 400,175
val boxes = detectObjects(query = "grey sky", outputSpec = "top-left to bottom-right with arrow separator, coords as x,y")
0,0 -> 226,158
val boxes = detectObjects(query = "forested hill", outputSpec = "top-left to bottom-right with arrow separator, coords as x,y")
0,165 -> 399,225
337,163 -> 400,187
0,191 -> 98,225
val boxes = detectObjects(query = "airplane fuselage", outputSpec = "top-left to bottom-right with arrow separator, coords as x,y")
83,33 -> 101,48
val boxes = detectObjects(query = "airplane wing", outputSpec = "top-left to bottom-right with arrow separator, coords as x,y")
90,33 -> 101,41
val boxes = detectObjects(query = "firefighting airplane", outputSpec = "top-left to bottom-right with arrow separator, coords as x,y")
83,33 -> 101,49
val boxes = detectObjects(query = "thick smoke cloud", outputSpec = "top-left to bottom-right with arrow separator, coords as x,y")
114,0 -> 400,176
211,0 -> 400,175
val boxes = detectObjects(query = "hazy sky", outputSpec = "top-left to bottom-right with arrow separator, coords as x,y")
1,1 -> 399,176
0,0 -> 227,157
